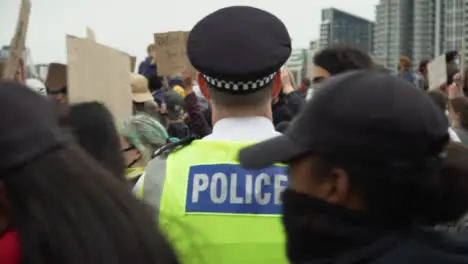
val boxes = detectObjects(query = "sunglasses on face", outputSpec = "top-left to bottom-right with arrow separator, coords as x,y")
312,76 -> 327,84
122,145 -> 136,152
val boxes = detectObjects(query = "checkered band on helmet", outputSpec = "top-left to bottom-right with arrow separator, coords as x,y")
202,72 -> 277,92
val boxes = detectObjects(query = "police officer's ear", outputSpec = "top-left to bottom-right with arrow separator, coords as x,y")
197,73 -> 211,100
271,70 -> 282,98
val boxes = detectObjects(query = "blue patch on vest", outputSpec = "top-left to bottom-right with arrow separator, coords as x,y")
185,164 -> 288,215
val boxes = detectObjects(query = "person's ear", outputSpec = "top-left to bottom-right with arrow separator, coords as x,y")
323,168 -> 362,210
197,73 -> 211,100
271,70 -> 282,98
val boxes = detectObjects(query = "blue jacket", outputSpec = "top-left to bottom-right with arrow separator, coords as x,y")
138,56 -> 157,79
399,70 -> 415,85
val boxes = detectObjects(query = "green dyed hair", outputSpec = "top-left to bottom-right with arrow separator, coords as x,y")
119,113 -> 169,163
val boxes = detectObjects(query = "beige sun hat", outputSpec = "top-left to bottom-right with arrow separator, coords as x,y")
131,73 -> 154,103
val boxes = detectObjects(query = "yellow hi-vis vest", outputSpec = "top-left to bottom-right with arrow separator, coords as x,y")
138,140 -> 289,264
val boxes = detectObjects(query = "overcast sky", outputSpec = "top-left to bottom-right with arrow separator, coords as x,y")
1,0 -> 378,64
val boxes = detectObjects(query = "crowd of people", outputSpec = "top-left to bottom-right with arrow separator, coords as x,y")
2,4 -> 468,264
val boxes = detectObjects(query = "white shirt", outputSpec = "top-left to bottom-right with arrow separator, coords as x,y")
203,116 -> 280,141
133,116 -> 279,193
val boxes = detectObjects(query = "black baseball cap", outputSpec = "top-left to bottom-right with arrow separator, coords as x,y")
238,70 -> 449,169
0,81 -> 70,174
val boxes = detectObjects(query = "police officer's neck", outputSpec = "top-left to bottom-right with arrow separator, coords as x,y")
211,105 -> 273,125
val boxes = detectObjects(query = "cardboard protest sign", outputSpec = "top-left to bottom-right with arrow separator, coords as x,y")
45,63 -> 67,91
130,56 -> 137,72
154,31 -> 195,76
86,27 -> 96,41
427,55 -> 447,90
66,35 -> 132,121
2,0 -> 31,80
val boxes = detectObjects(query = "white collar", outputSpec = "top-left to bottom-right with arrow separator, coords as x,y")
203,116 -> 280,141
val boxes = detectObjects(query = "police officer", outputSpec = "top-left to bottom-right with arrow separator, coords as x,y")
134,5 -> 291,264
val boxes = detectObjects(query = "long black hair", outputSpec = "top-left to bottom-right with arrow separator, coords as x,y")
64,102 -> 126,180
4,144 -> 179,264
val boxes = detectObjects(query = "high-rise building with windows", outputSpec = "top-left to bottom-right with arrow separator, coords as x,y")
413,0 -> 439,68
319,8 -> 374,54
374,0 -> 468,70
374,0 -> 414,71
444,0 -> 468,66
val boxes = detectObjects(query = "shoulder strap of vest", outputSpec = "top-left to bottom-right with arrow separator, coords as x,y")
151,135 -> 197,159
141,155 -> 168,211
142,136 -> 197,211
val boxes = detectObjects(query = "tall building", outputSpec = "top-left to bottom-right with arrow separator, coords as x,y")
286,49 -> 307,84
305,40 -> 320,79
413,0 -> 437,68
319,8 -> 374,53
374,0 -> 414,71
444,0 -> 467,63
374,0 -> 468,71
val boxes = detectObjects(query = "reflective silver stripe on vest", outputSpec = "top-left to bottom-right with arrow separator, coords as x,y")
142,156 -> 168,210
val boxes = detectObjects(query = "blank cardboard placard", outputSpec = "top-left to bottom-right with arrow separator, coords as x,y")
66,36 -> 132,121
3,0 -> 31,80
130,56 -> 137,72
45,63 -> 67,91
427,55 -> 447,90
86,27 -> 96,41
154,31 -> 195,76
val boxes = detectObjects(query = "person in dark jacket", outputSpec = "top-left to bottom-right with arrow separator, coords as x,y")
449,97 -> 468,145
239,71 -> 468,264
64,102 -> 126,181
138,44 -> 158,79
446,50 -> 460,74
311,46 -> 375,87
398,56 -> 415,84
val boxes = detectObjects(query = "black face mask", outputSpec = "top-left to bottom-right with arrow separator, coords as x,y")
282,189 -> 389,263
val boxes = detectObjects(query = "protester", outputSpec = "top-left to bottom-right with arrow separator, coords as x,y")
0,81 -> 179,264
138,44 -> 158,79
168,75 -> 186,97
398,56 -> 415,84
312,46 -> 374,87
298,77 -> 311,96
427,90 -> 462,143
239,71 -> 468,264
446,50 -> 459,73
416,59 -> 429,90
25,78 -> 47,96
65,102 -> 126,181
449,97 -> 468,145
135,6 -> 292,264
148,74 -> 166,107
131,73 -> 166,124
119,113 -> 174,184
47,86 -> 67,104
275,120 -> 290,133
272,68 -> 305,126
182,72 -> 212,137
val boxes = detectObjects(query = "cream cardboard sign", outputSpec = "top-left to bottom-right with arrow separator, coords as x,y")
66,35 -> 132,121
154,31 -> 195,76
2,0 -> 31,80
